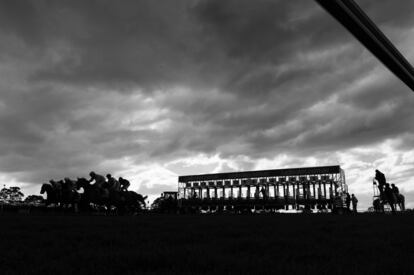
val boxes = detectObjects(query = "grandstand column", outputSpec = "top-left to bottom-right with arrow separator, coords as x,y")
312,182 -> 316,199
302,182 -> 307,209
276,183 -> 280,197
313,182 -> 318,210
292,182 -> 296,199
330,181 -> 334,197
285,182 -> 289,210
265,183 -> 269,198
318,181 -> 322,200
329,186 -> 333,209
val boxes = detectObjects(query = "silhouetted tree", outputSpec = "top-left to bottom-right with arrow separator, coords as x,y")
0,186 -> 24,203
151,193 -> 177,213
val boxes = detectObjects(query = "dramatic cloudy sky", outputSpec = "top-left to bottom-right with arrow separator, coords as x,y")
1,0 -> 413,209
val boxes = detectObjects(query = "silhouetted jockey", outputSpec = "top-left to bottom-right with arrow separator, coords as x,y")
118,177 -> 130,191
374,170 -> 386,198
106,174 -> 120,192
89,171 -> 106,188
384,183 -> 395,213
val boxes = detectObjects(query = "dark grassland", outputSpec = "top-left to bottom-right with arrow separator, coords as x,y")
1,213 -> 413,274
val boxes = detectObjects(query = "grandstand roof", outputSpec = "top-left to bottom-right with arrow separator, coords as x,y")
178,165 -> 341,183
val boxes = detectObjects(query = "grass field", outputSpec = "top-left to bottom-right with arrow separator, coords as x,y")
1,213 -> 413,274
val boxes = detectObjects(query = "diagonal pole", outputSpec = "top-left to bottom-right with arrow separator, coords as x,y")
315,0 -> 414,92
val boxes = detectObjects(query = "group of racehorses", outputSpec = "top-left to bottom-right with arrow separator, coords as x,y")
374,170 -> 405,213
40,176 -> 147,214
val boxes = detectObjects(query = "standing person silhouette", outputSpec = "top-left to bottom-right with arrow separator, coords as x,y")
351,194 -> 358,213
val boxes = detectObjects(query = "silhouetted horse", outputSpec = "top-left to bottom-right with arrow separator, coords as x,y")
373,194 -> 405,213
60,179 -> 81,212
76,177 -> 146,213
151,196 -> 176,213
395,194 -> 405,211
40,183 -> 59,206
76,178 -> 110,211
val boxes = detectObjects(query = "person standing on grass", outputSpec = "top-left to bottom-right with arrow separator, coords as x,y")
351,194 -> 358,213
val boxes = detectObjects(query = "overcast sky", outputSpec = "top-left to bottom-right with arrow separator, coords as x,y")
1,0 -> 413,209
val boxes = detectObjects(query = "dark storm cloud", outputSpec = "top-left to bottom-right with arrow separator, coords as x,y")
0,0 -> 413,200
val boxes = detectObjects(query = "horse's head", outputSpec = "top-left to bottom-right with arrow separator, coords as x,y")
40,183 -> 50,194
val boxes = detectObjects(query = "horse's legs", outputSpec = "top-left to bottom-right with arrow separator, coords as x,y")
389,201 -> 396,213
